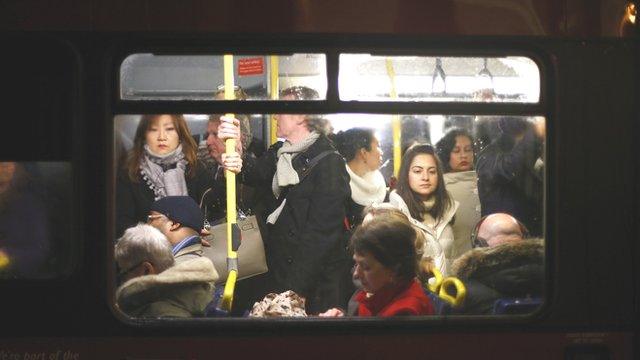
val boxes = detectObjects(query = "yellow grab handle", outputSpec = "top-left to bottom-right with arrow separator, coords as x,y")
426,268 -> 444,293
219,268 -> 237,311
439,277 -> 466,307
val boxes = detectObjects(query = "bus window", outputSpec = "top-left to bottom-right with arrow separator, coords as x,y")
113,113 -> 545,318
120,53 -> 327,101
0,162 -> 74,280
339,55 -> 540,103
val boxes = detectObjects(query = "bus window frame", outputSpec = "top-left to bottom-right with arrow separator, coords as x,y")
107,35 -> 554,328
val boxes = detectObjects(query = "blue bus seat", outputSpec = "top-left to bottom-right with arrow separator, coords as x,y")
492,297 -> 542,315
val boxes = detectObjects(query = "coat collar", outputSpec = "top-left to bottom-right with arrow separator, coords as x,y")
389,190 -> 458,238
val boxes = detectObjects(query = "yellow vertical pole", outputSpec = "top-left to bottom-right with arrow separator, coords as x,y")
385,58 -> 401,177
270,55 -> 279,145
220,54 -> 238,312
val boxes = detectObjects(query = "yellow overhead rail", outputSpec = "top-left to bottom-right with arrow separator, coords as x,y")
270,55 -> 279,145
219,54 -> 239,312
385,58 -> 402,177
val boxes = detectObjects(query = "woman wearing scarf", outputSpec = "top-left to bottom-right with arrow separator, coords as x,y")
333,128 -> 387,228
236,86 -> 351,314
116,114 -> 241,238
389,143 -> 458,276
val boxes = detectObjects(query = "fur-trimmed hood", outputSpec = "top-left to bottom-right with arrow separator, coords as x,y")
116,257 -> 218,317
452,239 -> 544,280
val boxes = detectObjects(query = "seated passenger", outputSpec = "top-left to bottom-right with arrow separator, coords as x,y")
115,223 -> 217,318
475,116 -> 544,237
333,128 -> 387,227
320,215 -> 435,317
389,143 -> 458,275
0,162 -> 50,278
115,114 -> 241,238
147,196 -> 207,263
436,128 -> 481,260
472,212 -> 528,248
451,225 -> 543,315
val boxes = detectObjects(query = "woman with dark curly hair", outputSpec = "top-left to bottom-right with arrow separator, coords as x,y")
333,128 -> 387,227
435,128 -> 481,260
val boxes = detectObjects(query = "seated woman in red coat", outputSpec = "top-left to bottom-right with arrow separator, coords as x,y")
320,215 -> 434,317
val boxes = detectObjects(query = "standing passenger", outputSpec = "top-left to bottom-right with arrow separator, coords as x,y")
389,143 -> 458,275
475,117 -> 544,236
220,86 -> 351,314
333,128 -> 387,227
116,114 -> 241,238
436,128 -> 481,260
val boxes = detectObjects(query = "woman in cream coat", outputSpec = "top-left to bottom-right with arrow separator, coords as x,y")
389,143 -> 458,276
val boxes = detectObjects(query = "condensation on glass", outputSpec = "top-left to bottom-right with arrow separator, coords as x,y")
0,162 -> 73,280
339,54 -> 540,102
120,53 -> 327,100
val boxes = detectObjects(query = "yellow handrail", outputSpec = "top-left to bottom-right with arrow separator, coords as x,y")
270,55 -> 279,145
385,58 -> 401,177
219,54 -> 238,312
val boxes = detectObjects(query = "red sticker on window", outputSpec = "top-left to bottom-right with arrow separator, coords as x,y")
238,57 -> 264,76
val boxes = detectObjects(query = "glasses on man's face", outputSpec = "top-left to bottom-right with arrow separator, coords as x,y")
146,214 -> 166,223
473,236 -> 489,248
116,261 -> 144,284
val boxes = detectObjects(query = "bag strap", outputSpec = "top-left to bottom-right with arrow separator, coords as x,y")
296,150 -> 339,183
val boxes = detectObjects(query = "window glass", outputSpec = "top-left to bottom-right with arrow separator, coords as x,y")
120,54 -> 327,100
0,162 -> 73,280
339,55 -> 540,102
113,113 -> 545,318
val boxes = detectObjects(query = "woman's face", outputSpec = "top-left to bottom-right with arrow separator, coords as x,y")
449,135 -> 474,172
362,137 -> 383,171
145,115 -> 180,155
352,251 -> 397,294
408,153 -> 439,200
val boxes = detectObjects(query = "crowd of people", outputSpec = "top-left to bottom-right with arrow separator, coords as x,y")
113,85 -> 545,318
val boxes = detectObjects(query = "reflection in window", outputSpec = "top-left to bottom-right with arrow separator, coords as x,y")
0,162 -> 73,279
339,54 -> 540,102
120,53 -> 327,100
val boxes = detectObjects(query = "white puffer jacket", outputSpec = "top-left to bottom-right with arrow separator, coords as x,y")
389,191 -> 458,276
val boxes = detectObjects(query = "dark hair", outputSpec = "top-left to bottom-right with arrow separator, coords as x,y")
350,216 -> 417,281
126,114 -> 198,182
498,116 -> 529,137
396,143 -> 453,222
333,128 -> 375,161
435,127 -> 475,173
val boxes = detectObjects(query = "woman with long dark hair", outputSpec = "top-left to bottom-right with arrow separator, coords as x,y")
116,114 -> 241,237
389,143 -> 458,275
435,127 -> 481,259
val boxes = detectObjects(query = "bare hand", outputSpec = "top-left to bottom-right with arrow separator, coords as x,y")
318,308 -> 345,317
217,115 -> 243,156
533,116 -> 546,139
222,152 -> 242,174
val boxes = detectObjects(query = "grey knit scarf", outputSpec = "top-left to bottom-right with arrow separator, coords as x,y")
271,131 -> 320,198
267,131 -> 320,224
140,144 -> 189,200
